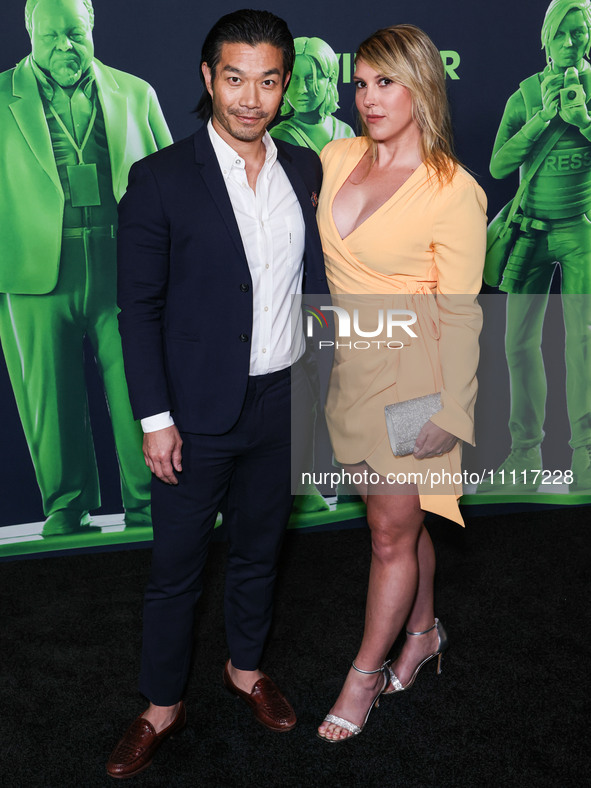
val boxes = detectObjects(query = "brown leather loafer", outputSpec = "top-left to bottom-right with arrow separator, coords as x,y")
106,701 -> 186,779
223,660 -> 296,732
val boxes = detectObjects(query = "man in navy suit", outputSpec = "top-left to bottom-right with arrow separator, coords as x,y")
107,10 -> 329,778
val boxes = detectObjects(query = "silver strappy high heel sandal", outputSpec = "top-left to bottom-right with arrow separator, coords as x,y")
383,618 -> 448,695
317,660 -> 390,743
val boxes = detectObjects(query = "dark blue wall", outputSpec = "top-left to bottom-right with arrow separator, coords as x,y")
0,0 -> 563,526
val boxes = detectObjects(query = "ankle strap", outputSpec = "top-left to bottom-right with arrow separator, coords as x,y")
351,659 -> 389,675
406,618 -> 438,637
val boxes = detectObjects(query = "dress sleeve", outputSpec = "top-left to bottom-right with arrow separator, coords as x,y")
429,176 -> 487,445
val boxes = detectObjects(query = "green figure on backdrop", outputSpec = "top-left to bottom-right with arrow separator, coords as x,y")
271,36 -> 355,154
0,0 -> 172,534
272,37 -> 354,512
482,0 -> 591,492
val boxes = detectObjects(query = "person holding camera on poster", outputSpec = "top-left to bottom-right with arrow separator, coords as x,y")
482,0 -> 591,492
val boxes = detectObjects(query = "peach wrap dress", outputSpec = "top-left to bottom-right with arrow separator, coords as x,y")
317,137 -> 487,525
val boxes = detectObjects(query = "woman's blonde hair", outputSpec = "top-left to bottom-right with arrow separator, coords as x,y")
356,24 -> 459,182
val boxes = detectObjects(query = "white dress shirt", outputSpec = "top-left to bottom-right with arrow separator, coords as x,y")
141,120 -> 306,433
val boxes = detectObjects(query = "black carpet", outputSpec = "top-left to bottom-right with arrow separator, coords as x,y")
1,506 -> 589,788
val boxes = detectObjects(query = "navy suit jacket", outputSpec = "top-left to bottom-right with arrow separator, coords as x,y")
117,123 -> 329,434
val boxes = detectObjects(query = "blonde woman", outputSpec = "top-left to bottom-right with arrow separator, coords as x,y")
316,25 -> 487,742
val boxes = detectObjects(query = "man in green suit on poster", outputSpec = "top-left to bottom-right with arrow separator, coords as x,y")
0,0 -> 172,535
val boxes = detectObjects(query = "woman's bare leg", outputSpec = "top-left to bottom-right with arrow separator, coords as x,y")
318,465 -> 428,741
386,524 -> 440,688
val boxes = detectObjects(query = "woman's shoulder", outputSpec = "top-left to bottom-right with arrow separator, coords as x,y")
435,163 -> 487,212
450,164 -> 483,189
320,135 -> 366,167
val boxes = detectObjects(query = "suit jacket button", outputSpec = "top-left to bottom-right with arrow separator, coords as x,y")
240,283 -> 250,292
239,333 -> 249,342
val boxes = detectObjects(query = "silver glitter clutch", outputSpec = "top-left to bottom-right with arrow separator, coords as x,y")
384,393 -> 442,457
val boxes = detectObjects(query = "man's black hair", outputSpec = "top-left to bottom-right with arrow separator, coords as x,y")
196,8 -> 295,121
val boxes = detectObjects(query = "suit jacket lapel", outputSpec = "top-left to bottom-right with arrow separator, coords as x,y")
193,126 -> 248,263
277,146 -> 318,230
10,56 -> 62,193
93,59 -> 128,197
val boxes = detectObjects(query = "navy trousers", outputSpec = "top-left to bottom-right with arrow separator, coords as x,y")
139,363 -> 311,706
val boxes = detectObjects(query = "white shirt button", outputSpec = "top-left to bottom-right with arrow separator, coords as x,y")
262,348 -> 267,353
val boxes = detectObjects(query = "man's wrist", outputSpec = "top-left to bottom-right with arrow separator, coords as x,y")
141,412 -> 175,433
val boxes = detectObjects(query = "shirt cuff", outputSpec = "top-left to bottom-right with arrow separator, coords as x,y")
141,411 -> 175,433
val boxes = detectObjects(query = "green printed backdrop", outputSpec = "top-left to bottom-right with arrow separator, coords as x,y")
1,0 -> 589,552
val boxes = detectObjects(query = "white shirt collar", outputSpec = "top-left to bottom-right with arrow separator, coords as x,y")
207,119 -> 278,180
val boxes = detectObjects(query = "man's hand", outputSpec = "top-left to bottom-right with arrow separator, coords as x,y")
143,425 -> 183,485
413,421 -> 457,460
